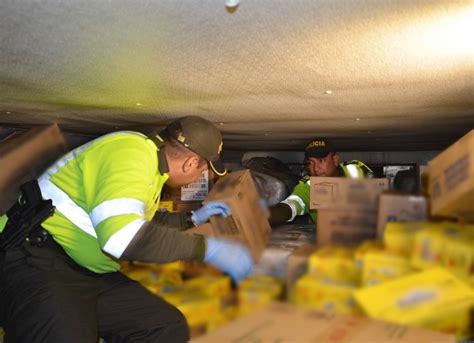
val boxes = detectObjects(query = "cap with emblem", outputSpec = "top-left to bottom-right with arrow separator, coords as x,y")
304,138 -> 336,159
165,116 -> 226,176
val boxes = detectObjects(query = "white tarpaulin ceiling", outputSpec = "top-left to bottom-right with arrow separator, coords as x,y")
0,0 -> 473,151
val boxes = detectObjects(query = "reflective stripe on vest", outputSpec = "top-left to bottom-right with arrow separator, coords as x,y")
38,176 -> 97,238
103,218 -> 146,258
90,198 -> 146,227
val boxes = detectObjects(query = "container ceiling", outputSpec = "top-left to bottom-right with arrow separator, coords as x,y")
0,0 -> 473,151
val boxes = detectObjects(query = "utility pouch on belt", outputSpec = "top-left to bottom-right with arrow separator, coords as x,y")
0,180 -> 55,250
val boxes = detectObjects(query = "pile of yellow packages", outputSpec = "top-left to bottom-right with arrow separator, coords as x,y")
290,220 -> 474,340
119,220 -> 473,340
121,261 -> 284,337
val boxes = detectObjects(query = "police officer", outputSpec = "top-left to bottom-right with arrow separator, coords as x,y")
269,138 -> 373,226
0,116 -> 254,342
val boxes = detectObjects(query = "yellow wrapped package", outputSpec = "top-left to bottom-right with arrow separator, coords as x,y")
238,275 -> 284,316
157,201 -> 174,212
206,306 -> 238,333
383,221 -> 426,256
354,240 -> 384,270
411,222 -> 464,270
362,250 -> 413,287
442,226 -> 474,287
292,273 -> 360,315
308,246 -> 360,283
354,268 -> 474,339
185,275 -> 232,299
158,285 -> 221,327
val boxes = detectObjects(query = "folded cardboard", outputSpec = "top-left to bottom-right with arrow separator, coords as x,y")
429,129 -> 474,220
317,209 -> 378,246
0,124 -> 67,214
186,170 -> 271,261
193,302 -> 455,343
376,193 -> 428,238
310,177 -> 389,210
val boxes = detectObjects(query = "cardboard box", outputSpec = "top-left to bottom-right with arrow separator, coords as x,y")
429,130 -> 474,220
186,170 -> 271,261
0,124 -> 67,214
193,302 -> 455,342
310,177 -> 389,210
317,209 -> 378,246
376,193 -> 428,238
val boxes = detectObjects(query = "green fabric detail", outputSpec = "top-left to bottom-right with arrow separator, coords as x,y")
339,160 -> 369,178
95,213 -> 142,248
42,211 -> 121,273
288,177 -> 317,223
0,214 -> 8,233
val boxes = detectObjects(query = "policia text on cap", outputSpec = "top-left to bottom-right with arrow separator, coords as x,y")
0,116 -> 254,342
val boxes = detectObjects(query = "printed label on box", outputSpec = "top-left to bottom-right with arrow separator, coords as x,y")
181,170 -> 209,201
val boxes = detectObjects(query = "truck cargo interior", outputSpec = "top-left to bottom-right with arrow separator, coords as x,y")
0,0 -> 473,342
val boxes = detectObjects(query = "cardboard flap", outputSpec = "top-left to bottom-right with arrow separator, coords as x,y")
0,124 -> 67,214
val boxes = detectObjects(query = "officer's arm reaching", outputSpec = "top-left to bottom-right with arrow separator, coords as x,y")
268,202 -> 293,226
120,202 -> 254,283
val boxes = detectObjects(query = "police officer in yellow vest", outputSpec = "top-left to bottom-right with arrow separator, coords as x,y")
269,138 -> 373,226
0,116 -> 253,342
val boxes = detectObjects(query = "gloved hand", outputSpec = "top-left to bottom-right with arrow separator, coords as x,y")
191,201 -> 231,226
204,237 -> 254,283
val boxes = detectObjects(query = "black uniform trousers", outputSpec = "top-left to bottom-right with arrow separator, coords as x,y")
0,235 -> 189,343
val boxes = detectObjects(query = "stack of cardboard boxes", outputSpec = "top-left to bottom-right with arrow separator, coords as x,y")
309,177 -> 389,245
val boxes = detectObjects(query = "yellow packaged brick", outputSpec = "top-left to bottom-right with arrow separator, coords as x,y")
383,221 -> 426,256
292,274 -> 360,315
158,285 -> 221,327
411,222 -> 465,270
206,306 -> 238,333
157,200 -> 174,212
442,226 -> 474,287
362,251 -> 413,287
238,275 -> 284,316
354,240 -> 384,271
185,275 -> 232,298
308,246 -> 360,283
354,268 -> 474,339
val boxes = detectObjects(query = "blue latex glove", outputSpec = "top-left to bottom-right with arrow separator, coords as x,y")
204,237 -> 254,284
191,201 -> 231,226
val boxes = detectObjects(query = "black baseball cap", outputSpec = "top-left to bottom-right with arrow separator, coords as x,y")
304,138 -> 336,159
165,116 -> 227,176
